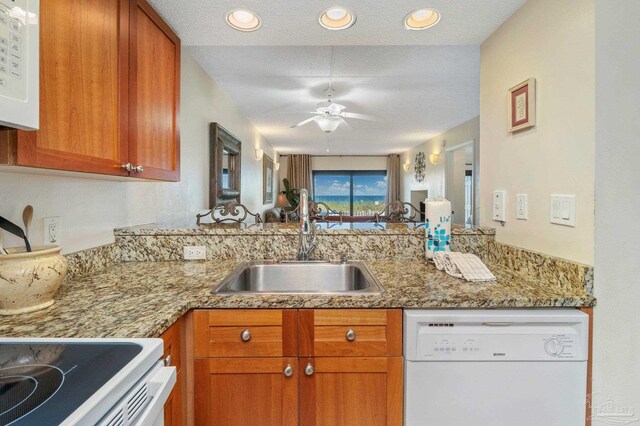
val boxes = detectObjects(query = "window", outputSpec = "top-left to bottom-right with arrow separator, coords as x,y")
313,171 -> 387,216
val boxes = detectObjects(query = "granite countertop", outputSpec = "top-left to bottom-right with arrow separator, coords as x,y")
114,222 -> 496,236
0,260 -> 594,339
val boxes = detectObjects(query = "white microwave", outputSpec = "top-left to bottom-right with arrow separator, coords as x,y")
0,0 -> 38,130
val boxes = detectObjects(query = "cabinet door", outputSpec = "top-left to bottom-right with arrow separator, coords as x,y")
194,358 -> 298,426
160,318 -> 183,425
300,357 -> 403,426
14,0 -> 130,176
129,0 -> 180,181
163,370 -> 183,426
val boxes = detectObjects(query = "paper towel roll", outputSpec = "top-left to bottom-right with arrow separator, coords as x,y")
425,199 -> 452,259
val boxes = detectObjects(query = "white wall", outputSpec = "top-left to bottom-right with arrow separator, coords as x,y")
0,52 -> 277,253
593,0 -> 640,418
479,0 -> 595,265
401,116 -> 479,205
278,155 -> 387,192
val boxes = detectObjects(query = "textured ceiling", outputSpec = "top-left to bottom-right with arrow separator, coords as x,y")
188,45 -> 479,154
148,0 -> 526,46
148,0 -> 525,154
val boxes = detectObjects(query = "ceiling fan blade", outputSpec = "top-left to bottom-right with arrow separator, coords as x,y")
290,116 -> 320,128
341,112 -> 380,122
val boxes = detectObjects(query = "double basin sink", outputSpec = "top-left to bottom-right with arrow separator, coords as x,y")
212,260 -> 384,296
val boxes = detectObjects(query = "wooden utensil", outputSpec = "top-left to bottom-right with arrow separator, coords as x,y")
0,230 -> 6,255
22,205 -> 33,238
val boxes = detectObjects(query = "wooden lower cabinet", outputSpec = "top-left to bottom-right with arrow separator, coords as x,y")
194,357 -> 299,425
164,370 -> 183,425
190,309 -> 403,426
300,357 -> 403,426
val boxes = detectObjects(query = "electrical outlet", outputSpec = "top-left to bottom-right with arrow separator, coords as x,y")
43,217 -> 61,245
516,194 -> 528,220
183,246 -> 206,260
492,190 -> 507,222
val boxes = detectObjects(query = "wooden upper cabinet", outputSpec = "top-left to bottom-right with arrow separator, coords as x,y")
129,0 -> 180,181
0,0 -> 180,181
12,0 -> 130,176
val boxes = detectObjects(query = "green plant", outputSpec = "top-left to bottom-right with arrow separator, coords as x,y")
281,178 -> 300,211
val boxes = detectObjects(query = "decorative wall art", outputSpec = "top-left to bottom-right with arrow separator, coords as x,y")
263,154 -> 274,204
508,78 -> 536,132
414,152 -> 426,183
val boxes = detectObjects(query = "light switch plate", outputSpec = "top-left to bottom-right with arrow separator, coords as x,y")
493,190 -> 507,222
550,195 -> 576,227
516,194 -> 528,220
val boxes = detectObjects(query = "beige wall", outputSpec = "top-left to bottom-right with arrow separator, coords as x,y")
479,0 -> 595,264
401,116 -> 479,206
0,52 -> 277,253
593,0 -> 640,417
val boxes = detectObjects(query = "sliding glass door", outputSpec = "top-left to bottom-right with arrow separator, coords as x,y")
313,171 -> 387,216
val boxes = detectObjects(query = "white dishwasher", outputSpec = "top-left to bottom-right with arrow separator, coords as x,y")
404,309 -> 588,426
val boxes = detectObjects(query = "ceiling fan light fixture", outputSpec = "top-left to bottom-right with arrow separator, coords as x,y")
225,9 -> 262,32
317,116 -> 343,133
404,8 -> 440,30
319,6 -> 356,30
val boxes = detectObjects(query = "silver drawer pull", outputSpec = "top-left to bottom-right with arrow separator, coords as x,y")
283,364 -> 294,377
346,329 -> 356,341
164,354 -> 172,366
241,329 -> 251,342
305,363 -> 314,376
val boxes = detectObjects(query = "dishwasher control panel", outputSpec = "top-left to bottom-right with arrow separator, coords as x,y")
418,333 -> 581,361
404,309 -> 589,362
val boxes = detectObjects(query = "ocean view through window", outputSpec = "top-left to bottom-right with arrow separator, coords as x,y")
313,171 -> 387,216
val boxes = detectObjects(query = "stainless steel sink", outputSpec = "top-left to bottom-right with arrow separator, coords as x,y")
212,261 -> 385,295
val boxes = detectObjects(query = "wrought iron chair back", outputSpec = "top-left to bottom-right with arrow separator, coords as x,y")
196,202 -> 264,225
283,200 -> 343,224
371,201 -> 424,225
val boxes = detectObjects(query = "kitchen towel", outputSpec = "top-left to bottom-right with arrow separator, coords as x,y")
425,198 -> 451,259
433,252 -> 497,282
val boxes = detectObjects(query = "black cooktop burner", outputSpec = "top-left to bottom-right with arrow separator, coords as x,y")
0,343 -> 142,425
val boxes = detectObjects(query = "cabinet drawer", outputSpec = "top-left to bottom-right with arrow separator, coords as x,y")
300,309 -> 402,357
194,310 -> 298,358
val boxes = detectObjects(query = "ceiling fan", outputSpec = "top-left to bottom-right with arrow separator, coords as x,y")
290,47 -> 377,133
290,90 -> 378,133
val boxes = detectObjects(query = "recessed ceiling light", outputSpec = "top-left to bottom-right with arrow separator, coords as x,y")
319,6 -> 356,30
225,9 -> 262,32
404,8 -> 441,30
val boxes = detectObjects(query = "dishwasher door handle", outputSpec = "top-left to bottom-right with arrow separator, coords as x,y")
482,322 -> 514,326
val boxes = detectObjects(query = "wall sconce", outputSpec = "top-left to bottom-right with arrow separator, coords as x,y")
403,162 -> 411,172
274,162 -> 280,171
429,153 -> 440,165
254,148 -> 263,161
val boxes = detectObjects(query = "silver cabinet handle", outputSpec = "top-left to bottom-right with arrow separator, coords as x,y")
283,364 -> 294,377
304,363 -> 314,376
240,329 -> 251,342
164,354 -> 172,366
346,329 -> 356,341
121,163 -> 133,171
132,164 -> 144,173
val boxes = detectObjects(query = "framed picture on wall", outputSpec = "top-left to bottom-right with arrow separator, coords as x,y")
263,154 -> 274,204
508,78 -> 536,132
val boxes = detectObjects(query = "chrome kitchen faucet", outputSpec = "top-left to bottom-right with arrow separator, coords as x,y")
297,189 -> 318,260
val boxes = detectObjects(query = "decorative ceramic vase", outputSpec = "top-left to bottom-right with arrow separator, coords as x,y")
0,246 -> 67,315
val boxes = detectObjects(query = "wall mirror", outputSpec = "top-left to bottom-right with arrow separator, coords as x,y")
210,123 -> 242,208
